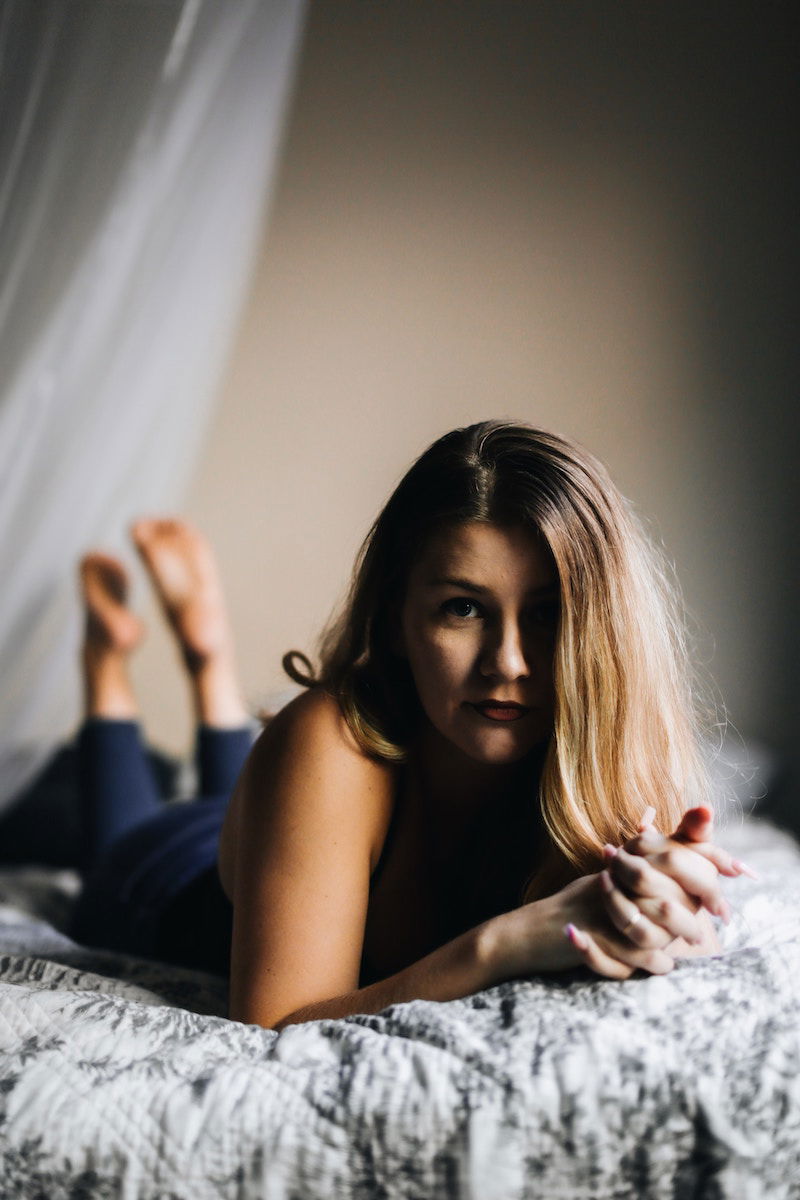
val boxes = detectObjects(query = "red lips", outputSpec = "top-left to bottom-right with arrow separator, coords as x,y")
470,700 -> 531,722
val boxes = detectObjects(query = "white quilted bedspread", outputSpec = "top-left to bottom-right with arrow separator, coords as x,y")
0,817 -> 798,1199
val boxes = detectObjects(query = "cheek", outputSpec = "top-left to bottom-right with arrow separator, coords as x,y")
405,628 -> 474,701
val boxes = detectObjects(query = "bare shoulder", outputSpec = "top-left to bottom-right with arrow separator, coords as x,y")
250,688 -> 395,806
218,689 -> 395,891
259,687 -> 378,760
221,688 -> 398,1026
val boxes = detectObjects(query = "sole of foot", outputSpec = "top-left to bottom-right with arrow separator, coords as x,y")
80,554 -> 144,654
131,517 -> 232,667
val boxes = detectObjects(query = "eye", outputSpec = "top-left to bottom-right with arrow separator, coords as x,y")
441,597 -> 482,620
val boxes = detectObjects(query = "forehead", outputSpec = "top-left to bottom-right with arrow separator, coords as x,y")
410,521 -> 557,590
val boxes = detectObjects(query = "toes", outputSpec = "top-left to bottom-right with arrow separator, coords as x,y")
80,553 -> 143,652
80,553 -> 130,602
130,517 -> 157,545
132,516 -> 192,539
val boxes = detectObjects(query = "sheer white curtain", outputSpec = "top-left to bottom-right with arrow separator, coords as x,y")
0,0 -> 306,808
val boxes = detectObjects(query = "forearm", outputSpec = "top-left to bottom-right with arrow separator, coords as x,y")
268,921 -> 500,1031
262,900 -> 574,1031
265,877 -> 722,1028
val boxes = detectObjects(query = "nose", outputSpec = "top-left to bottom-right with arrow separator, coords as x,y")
478,618 -> 531,682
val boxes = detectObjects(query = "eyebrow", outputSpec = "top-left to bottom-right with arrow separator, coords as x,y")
427,576 -> 559,597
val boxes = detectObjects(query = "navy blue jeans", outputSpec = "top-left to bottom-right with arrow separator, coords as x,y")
70,719 -> 252,974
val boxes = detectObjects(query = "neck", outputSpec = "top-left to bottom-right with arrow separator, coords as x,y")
411,722 -> 544,816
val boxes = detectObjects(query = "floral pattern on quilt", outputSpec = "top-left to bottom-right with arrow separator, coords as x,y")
0,819 -> 798,1199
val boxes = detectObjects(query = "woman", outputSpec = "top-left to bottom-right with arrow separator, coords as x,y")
72,421 -> 749,1030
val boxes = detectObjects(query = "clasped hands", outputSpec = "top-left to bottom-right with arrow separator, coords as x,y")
563,805 -> 756,978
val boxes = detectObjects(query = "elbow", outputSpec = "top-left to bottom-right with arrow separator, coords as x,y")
227,989 -> 283,1031
228,994 -> 309,1032
272,1011 -> 300,1033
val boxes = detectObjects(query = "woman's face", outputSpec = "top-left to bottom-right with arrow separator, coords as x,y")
399,521 -> 558,765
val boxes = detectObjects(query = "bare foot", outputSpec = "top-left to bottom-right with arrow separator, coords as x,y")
80,554 -> 144,655
132,518 -> 247,727
131,518 -> 232,667
80,554 -> 143,719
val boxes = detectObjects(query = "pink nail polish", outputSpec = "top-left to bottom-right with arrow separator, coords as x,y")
718,899 -> 732,925
732,859 -> 759,880
565,923 -> 589,951
603,844 -> 618,860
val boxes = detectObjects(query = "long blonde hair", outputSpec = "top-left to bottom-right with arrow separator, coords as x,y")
285,420 -> 712,897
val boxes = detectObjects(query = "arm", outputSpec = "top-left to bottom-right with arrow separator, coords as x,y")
275,881 -> 686,1028
227,689 -> 392,1029
493,810 -> 746,983
271,878 -> 683,1029
228,690 -> 504,1029
271,927 -> 497,1029
227,691 -> 671,1030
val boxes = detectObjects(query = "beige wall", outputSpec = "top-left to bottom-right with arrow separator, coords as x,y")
132,3 -> 797,773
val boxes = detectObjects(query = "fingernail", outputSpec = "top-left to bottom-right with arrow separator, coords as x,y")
717,899 -> 732,925
640,805 -> 656,826
732,859 -> 759,880
599,870 -> 613,894
565,923 -> 589,950
603,844 -> 618,860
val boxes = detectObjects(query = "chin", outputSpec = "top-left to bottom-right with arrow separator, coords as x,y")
425,709 -> 551,766
458,732 -> 545,767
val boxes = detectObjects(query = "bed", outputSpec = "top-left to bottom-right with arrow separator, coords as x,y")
1,815 -> 799,1199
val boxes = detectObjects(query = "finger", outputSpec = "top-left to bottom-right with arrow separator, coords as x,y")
674,840 -> 757,879
672,805 -> 714,843
630,945 -> 676,975
623,827 -> 668,856
565,924 -> 633,979
637,805 -> 657,832
600,872 -> 704,946
598,871 -> 672,949
605,845 -> 684,902
605,844 -> 725,922
623,829 -> 752,880
566,924 -> 675,978
613,843 -> 731,923
655,848 -> 731,921
640,892 -> 707,945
